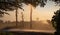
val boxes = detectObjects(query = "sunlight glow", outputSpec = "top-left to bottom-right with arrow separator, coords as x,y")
2,1 -> 60,21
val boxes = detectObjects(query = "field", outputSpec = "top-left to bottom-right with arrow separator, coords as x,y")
0,21 -> 55,35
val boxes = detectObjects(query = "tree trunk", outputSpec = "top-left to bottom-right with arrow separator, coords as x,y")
15,8 -> 18,28
21,12 -> 24,28
15,0 -> 18,28
30,4 -> 32,29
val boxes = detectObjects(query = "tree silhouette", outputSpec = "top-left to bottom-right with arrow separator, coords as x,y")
0,0 -> 23,16
0,0 -> 24,27
51,9 -> 60,35
21,0 -> 46,7
21,0 -> 47,29
0,0 -> 60,29
21,0 -> 60,29
21,12 -> 24,28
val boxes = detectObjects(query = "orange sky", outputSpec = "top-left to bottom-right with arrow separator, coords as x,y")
1,1 -> 60,21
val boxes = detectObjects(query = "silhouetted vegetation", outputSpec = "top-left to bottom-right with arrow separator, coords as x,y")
51,9 -> 60,35
0,0 -> 60,35
51,9 -> 60,29
0,0 -> 60,18
0,0 -> 24,17
0,0 -> 23,12
0,0 -> 60,27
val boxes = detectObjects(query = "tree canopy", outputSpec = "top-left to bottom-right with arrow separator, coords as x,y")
0,0 -> 60,16
21,0 -> 47,7
51,9 -> 60,29
0,0 -> 23,16
0,0 -> 24,17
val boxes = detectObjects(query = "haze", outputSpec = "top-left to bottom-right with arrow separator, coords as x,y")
1,1 -> 60,21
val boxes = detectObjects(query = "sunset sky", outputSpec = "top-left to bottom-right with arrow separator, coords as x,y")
1,0 -> 60,21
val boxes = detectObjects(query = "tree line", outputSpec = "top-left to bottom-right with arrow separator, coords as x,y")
0,0 -> 60,35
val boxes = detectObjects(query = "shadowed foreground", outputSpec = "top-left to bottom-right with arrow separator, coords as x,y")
0,21 -> 55,35
0,29 -> 55,35
0,31 -> 54,35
